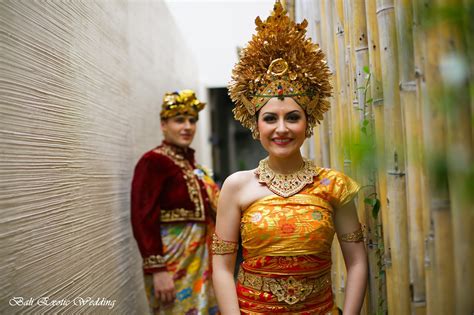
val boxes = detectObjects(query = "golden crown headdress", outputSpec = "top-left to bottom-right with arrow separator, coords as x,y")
160,89 -> 205,119
228,1 -> 332,138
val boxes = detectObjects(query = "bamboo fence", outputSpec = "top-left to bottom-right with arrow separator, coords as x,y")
299,0 -> 474,314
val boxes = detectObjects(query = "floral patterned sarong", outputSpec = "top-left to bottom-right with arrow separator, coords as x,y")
145,222 -> 219,315
237,168 -> 359,314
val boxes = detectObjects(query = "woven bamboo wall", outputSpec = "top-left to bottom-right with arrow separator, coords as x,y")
0,1 -> 199,313
296,1 -> 473,314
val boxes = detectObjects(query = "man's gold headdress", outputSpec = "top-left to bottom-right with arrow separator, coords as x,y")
228,1 -> 332,138
160,89 -> 205,119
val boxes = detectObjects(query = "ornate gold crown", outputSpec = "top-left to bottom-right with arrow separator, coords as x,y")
228,1 -> 332,138
160,89 -> 205,119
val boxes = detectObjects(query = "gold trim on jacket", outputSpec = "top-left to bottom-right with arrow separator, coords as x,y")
155,144 -> 206,222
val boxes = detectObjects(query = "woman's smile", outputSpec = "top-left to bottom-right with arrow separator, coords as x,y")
272,137 -> 293,146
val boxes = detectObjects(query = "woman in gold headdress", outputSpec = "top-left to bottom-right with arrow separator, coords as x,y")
212,2 -> 367,314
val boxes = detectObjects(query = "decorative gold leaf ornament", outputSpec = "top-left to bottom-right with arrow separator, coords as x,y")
160,89 -> 205,119
228,1 -> 332,139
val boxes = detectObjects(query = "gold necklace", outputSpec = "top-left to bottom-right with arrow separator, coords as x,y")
255,158 -> 319,197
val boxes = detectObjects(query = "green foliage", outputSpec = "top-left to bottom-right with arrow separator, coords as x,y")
365,197 -> 381,219
349,68 -> 387,315
419,2 -> 472,30
344,71 -> 378,178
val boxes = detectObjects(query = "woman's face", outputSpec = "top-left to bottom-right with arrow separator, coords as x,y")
161,114 -> 197,148
257,97 -> 307,159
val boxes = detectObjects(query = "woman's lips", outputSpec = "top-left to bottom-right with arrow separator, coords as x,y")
272,138 -> 292,146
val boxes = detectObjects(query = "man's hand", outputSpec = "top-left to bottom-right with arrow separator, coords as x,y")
152,271 -> 175,304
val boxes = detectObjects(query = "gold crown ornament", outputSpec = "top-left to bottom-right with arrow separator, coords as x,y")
228,1 -> 332,139
160,89 -> 205,119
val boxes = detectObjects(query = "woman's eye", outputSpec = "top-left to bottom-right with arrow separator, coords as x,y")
263,116 -> 277,122
287,114 -> 301,122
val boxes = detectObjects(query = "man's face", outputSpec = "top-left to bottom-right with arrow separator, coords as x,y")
161,114 -> 197,148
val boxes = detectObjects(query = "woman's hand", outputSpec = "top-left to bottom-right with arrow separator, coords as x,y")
152,271 -> 176,304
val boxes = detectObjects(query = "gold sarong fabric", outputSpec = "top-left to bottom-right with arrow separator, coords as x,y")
238,168 -> 359,314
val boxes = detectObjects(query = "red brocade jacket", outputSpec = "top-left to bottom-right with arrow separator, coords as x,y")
131,141 -> 218,274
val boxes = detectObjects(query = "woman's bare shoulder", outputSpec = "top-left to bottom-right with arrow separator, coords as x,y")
222,169 -> 257,190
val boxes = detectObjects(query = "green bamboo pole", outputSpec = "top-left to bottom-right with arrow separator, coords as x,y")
365,0 -> 390,313
394,1 -> 427,313
376,1 -> 411,314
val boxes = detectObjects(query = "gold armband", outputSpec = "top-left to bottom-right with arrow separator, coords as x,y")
211,233 -> 238,255
339,226 -> 364,242
143,254 -> 166,269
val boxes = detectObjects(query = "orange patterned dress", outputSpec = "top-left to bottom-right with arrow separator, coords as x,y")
237,168 -> 359,314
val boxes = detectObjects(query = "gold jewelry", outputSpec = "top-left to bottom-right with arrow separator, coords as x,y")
255,158 -> 318,198
143,254 -> 166,269
237,268 -> 331,305
339,226 -> 364,242
228,2 -> 332,139
211,233 -> 238,255
160,89 -> 205,119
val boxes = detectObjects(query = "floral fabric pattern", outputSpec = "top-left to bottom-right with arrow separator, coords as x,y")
145,222 -> 219,315
238,168 -> 359,314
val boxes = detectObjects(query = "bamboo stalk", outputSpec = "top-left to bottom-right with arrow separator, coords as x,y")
345,2 -> 372,314
365,1 -> 390,313
324,0 -> 342,171
343,0 -> 357,141
411,0 -> 435,313
334,0 -> 350,175
465,0 -> 474,144
318,0 -> 331,168
436,0 -> 474,313
326,1 -> 348,308
349,1 -> 379,314
419,0 -> 455,313
310,0 -> 324,167
376,1 -> 411,314
394,1 -> 427,313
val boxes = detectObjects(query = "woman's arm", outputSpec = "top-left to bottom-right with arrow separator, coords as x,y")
212,173 -> 243,315
334,200 -> 368,315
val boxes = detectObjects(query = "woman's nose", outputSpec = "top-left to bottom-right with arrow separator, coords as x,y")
275,119 -> 288,133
